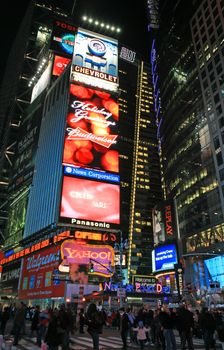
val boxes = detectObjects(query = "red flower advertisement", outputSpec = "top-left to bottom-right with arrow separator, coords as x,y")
18,245 -> 65,300
60,176 -> 120,225
63,84 -> 119,173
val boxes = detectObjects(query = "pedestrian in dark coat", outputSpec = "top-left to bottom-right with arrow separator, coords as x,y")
176,304 -> 194,350
199,307 -> 216,350
31,305 -> 40,338
0,306 -> 10,335
86,303 -> 104,350
13,302 -> 26,345
45,313 -> 62,350
119,307 -> 130,350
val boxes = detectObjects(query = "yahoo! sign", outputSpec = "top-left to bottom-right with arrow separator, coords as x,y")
60,240 -> 114,277
104,281 -> 170,294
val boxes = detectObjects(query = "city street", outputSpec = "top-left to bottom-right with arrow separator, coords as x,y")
1,326 -> 220,350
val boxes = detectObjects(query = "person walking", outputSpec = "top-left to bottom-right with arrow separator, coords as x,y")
45,312 -> 62,350
37,307 -> 50,347
199,307 -> 216,350
133,320 -> 148,350
86,303 -> 104,350
0,306 -> 10,335
31,305 -> 40,340
119,307 -> 130,350
79,308 -> 86,334
176,303 -> 194,350
159,304 -> 176,350
13,302 -> 26,345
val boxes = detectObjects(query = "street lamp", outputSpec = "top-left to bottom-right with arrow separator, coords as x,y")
114,230 -> 128,307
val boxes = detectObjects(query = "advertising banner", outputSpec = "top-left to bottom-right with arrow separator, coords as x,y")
71,28 -> 118,92
31,60 -> 52,103
52,55 -> 71,76
60,240 -> 114,277
1,261 -> 21,296
152,207 -> 165,245
50,20 -> 77,56
59,176 -> 120,228
63,84 -> 119,173
18,245 -> 65,300
10,105 -> 43,190
152,243 -> 178,272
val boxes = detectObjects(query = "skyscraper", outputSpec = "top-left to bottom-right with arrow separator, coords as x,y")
156,0 -> 224,295
0,0 -> 161,300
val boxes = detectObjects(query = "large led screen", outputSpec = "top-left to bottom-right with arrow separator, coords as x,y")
152,243 -> 178,272
59,176 -> 120,228
63,84 -> 119,173
204,255 -> 224,288
52,55 -> 71,76
50,20 -> 77,56
71,28 -> 118,92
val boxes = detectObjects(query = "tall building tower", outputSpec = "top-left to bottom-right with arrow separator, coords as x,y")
157,0 -> 224,296
0,1 -> 161,300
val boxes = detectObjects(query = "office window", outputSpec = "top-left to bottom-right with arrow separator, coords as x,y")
216,152 -> 223,166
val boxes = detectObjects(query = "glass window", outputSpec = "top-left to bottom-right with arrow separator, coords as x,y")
216,65 -> 222,75
217,105 -> 223,116
214,93 -> 220,104
219,168 -> 224,181
221,130 -> 224,143
209,72 -> 215,81
208,62 -> 213,72
216,152 -> 223,166
201,69 -> 206,79
219,116 -> 224,128
214,54 -> 220,64
212,82 -> 217,93
213,135 -> 220,149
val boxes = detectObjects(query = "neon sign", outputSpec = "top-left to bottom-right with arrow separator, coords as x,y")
104,281 -> 170,294
60,240 -> 114,277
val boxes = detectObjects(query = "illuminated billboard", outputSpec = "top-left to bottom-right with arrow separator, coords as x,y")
60,240 -> 114,277
71,28 -> 118,92
31,60 -> 52,103
59,176 -> 120,228
52,55 -> 71,76
63,84 -> 119,173
18,245 -> 65,299
152,243 -> 178,272
50,20 -> 77,56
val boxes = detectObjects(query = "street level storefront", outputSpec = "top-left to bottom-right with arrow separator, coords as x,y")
0,260 -> 21,301
18,245 -> 65,308
83,281 -> 171,309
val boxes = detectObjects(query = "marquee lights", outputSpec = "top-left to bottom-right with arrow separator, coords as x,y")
82,16 -> 121,33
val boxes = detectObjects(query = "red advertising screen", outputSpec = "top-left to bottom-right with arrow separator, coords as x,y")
63,84 -> 119,173
18,245 -> 65,300
52,55 -> 71,76
60,176 -> 120,227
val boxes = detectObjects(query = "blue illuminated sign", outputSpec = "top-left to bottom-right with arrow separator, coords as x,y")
64,165 -> 120,183
152,244 -> 178,272
61,34 -> 75,55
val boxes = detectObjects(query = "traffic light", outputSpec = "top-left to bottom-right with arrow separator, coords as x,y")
89,262 -> 94,273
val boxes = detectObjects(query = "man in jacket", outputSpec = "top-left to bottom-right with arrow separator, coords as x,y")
119,307 -> 130,349
177,303 -> 194,350
159,304 -> 176,350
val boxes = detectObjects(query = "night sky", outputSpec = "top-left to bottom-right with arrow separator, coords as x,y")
0,0 -> 150,82
0,0 -> 149,79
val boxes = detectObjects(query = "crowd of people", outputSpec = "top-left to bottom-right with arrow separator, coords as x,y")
0,301 -> 224,350
117,304 -> 224,350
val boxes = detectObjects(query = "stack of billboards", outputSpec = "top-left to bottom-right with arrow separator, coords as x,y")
58,27 -> 120,231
